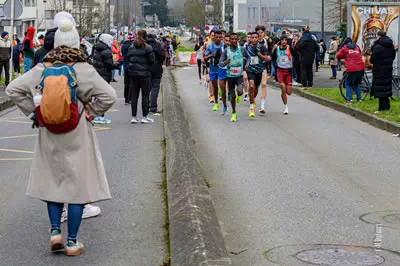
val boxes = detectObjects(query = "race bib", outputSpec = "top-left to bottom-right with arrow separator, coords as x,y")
230,67 -> 241,75
250,56 -> 259,65
278,56 -> 289,65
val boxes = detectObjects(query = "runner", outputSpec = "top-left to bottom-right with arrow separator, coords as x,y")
272,36 -> 295,115
219,33 -> 249,122
203,30 -> 215,103
255,25 -> 273,114
245,32 -> 270,117
204,31 -> 227,113
243,32 -> 252,102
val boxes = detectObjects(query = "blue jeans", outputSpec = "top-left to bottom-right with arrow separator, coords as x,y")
47,202 -> 84,241
345,78 -> 361,102
331,65 -> 337,77
23,57 -> 32,73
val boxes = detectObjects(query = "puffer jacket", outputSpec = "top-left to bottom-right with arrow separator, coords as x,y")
0,37 -> 11,62
127,42 -> 155,77
92,41 -> 121,82
146,34 -> 165,79
370,36 -> 396,98
295,31 -> 319,65
336,43 -> 364,73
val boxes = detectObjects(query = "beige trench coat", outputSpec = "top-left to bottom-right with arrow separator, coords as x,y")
328,40 -> 339,66
6,63 -> 117,204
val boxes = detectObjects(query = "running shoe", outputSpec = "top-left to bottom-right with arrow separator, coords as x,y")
231,113 -> 237,122
50,229 -> 64,252
103,117 -> 112,124
92,117 -> 105,124
243,94 -> 248,101
66,241 -> 84,256
209,96 -> 215,103
130,117 -> 140,124
284,106 -> 289,115
259,108 -> 266,114
141,117 -> 154,124
212,103 -> 219,112
222,105 -> 227,115
249,108 -> 255,117
149,111 -> 162,116
236,95 -> 242,104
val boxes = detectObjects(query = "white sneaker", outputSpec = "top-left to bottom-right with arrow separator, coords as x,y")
130,117 -> 140,124
141,117 -> 154,124
66,240 -> 84,256
82,204 -> 101,219
284,106 -> 289,115
61,204 -> 101,223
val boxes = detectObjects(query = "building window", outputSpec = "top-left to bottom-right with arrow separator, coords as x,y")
248,8 -> 251,19
24,0 -> 30,6
253,7 -> 256,19
31,0 -> 36,6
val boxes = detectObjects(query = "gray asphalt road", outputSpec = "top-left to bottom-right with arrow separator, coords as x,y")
174,66 -> 400,265
0,75 -> 165,265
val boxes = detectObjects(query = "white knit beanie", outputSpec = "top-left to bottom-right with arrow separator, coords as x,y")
99,34 -> 114,48
54,20 -> 80,49
53,11 -> 76,28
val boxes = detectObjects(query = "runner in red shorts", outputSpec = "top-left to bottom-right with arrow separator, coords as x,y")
272,36 -> 295,115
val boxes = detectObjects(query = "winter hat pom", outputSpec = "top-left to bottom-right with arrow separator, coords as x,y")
58,19 -> 74,32
54,18 -> 80,49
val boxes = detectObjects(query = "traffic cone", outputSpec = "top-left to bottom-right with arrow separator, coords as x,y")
190,52 -> 197,65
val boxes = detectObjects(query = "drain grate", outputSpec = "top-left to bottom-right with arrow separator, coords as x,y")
265,244 -> 400,265
296,248 -> 384,265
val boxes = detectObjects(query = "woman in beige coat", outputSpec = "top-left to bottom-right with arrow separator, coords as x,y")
328,36 -> 339,79
6,19 -> 116,256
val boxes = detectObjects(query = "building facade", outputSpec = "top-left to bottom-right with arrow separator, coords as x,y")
0,0 -> 38,37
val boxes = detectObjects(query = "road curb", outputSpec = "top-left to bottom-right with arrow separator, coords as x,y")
161,69 -> 232,266
269,80 -> 399,135
0,96 -> 14,112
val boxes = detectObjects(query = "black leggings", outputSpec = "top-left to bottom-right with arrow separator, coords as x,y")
130,75 -> 152,117
197,59 -> 202,80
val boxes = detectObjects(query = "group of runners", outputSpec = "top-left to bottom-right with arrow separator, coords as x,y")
197,25 -> 293,122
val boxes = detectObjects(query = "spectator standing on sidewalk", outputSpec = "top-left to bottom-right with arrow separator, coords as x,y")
291,33 -> 301,86
12,34 -> 21,77
319,39 -> 327,65
328,36 -> 339,80
128,29 -> 155,124
296,27 -> 319,89
23,26 -> 36,73
370,31 -> 396,112
121,32 -> 135,105
147,31 -> 166,115
111,40 -> 122,82
336,37 -> 365,103
6,18 -> 116,257
91,33 -> 121,124
0,32 -> 11,87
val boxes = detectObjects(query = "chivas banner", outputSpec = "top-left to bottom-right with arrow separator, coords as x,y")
349,3 -> 399,68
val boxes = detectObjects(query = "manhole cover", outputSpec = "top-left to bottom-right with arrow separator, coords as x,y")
360,210 -> 400,228
296,248 -> 384,265
382,214 -> 400,224
265,244 -> 400,265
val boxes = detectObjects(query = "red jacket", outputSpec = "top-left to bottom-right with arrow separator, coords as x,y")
336,44 -> 364,72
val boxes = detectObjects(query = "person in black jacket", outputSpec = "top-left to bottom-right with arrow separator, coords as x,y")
295,27 -> 319,88
128,30 -> 155,124
121,32 -> 135,104
92,33 -> 121,83
370,31 -> 396,112
33,27 -> 57,67
147,33 -> 166,115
